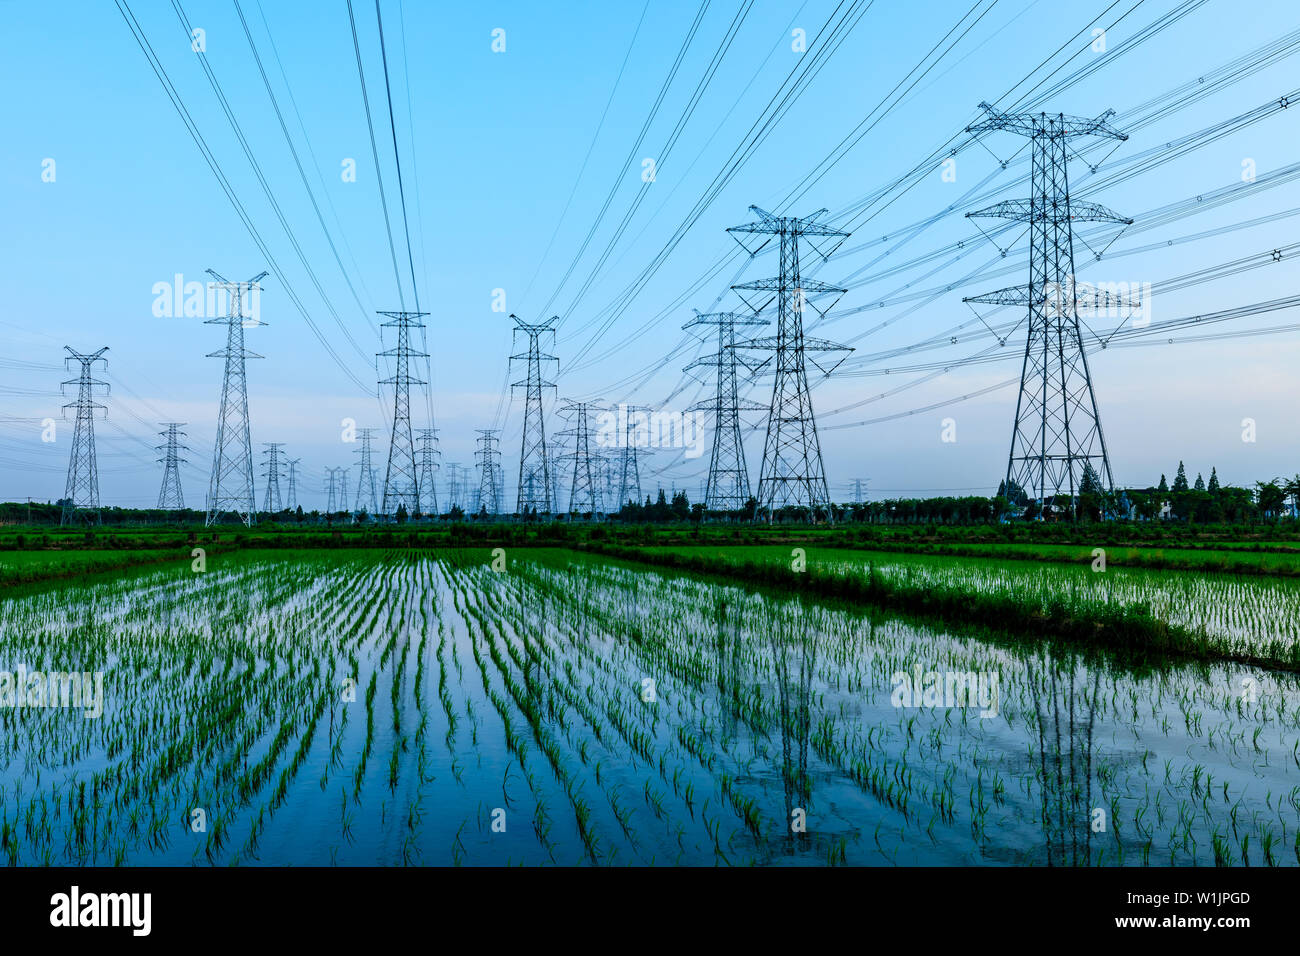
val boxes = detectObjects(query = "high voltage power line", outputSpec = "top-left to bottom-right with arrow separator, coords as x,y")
25,0 -> 1293,514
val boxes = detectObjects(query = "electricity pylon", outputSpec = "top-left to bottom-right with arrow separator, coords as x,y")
963,103 -> 1132,510
684,310 -> 767,513
261,442 -> 285,513
847,477 -> 869,504
601,449 -> 620,511
156,422 -> 188,511
353,427 -> 379,515
474,429 -> 504,515
728,207 -> 851,523
60,346 -> 109,526
559,401 -> 604,517
549,440 -> 566,512
510,315 -> 558,516
609,404 -> 654,510
445,462 -> 462,512
325,467 -> 341,513
338,468 -> 350,515
205,269 -> 267,527
285,458 -> 301,511
378,310 -> 427,516
416,428 -> 440,516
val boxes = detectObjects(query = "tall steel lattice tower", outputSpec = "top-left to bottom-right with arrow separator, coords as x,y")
728,207 -> 851,523
261,442 -> 285,513
611,405 -> 654,510
684,310 -> 767,512
416,428 -> 440,516
549,440 -> 566,511
963,104 -> 1131,509
60,346 -> 110,526
325,467 -> 341,513
353,427 -> 380,514
445,462 -> 462,512
474,429 -> 504,515
600,450 -> 619,510
510,315 -> 558,516
285,457 -> 301,511
559,401 -> 604,517
378,311 -> 428,515
205,270 -> 267,527
338,468 -> 350,514
156,422 -> 188,511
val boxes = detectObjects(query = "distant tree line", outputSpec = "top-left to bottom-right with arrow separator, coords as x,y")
3,463 -> 1297,527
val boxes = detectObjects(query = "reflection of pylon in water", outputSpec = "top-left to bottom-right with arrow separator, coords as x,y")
1026,651 -> 1101,865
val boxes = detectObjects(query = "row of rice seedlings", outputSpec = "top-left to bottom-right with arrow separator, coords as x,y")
527,553 -> 1300,865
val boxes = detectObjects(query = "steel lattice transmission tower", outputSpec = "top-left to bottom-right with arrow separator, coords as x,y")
261,442 -> 285,513
549,440 -> 567,512
445,462 -> 463,512
600,450 -> 619,511
609,405 -> 654,510
377,311 -> 428,516
963,103 -> 1132,509
559,401 -> 604,517
325,467 -> 341,513
60,346 -> 110,526
474,429 -> 504,515
415,428 -> 440,516
510,315 -> 558,516
728,207 -> 851,523
353,428 -> 380,515
156,422 -> 188,511
205,270 -> 267,527
684,310 -> 767,513
285,458 -> 301,511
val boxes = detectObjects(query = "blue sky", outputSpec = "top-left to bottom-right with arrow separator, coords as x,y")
2,0 -> 1298,509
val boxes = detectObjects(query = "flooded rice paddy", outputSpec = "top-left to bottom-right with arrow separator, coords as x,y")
2,549 -> 1298,866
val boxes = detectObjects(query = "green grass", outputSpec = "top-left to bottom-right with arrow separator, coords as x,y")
0,549 -> 192,586
584,542 -> 1300,671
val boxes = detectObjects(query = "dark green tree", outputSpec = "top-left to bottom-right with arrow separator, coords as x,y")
1256,479 -> 1286,519
1173,461 -> 1189,493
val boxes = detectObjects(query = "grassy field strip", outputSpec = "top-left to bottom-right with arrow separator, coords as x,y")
630,545 -> 1300,663
832,540 -> 1300,575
